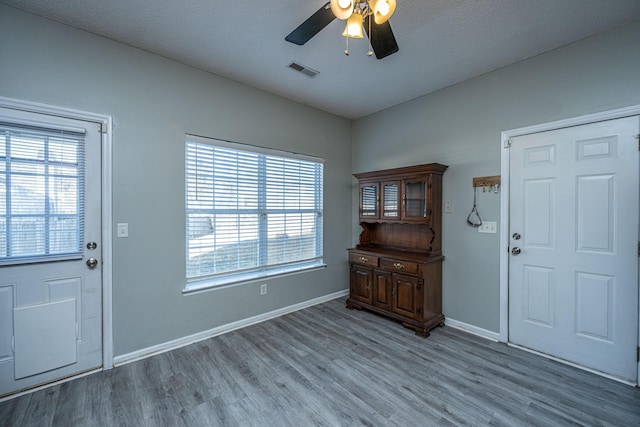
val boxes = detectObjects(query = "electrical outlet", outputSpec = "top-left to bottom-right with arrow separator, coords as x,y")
444,201 -> 453,214
478,221 -> 497,234
260,283 -> 267,295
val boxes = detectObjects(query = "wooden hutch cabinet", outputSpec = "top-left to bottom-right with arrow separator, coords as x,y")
347,163 -> 448,337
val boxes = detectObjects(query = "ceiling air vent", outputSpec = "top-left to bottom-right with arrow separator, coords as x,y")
288,62 -> 319,78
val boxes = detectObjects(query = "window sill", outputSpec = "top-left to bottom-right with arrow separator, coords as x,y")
183,261 -> 327,295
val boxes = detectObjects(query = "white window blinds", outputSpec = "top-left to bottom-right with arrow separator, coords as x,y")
185,135 -> 323,287
0,121 -> 85,264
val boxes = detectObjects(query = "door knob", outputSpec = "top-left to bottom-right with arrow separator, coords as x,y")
511,247 -> 521,255
86,258 -> 99,269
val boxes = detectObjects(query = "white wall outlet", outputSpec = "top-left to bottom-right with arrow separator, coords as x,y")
116,223 -> 129,238
260,283 -> 267,295
478,221 -> 497,234
444,201 -> 453,214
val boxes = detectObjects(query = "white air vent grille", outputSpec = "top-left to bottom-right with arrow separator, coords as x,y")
288,62 -> 319,78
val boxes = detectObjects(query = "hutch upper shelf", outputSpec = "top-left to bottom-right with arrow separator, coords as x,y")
356,163 -> 448,224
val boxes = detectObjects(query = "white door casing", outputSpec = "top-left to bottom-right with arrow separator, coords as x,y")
502,112 -> 639,383
0,105 -> 105,397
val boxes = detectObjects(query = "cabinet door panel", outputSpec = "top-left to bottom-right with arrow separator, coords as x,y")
402,179 -> 427,221
392,273 -> 420,318
373,270 -> 392,309
381,181 -> 400,220
350,265 -> 373,304
360,183 -> 380,220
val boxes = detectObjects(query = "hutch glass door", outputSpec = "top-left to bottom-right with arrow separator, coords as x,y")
382,181 -> 400,219
360,183 -> 379,219
403,180 -> 427,220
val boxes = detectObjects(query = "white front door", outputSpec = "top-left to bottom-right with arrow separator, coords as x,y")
508,116 -> 639,382
0,106 -> 102,397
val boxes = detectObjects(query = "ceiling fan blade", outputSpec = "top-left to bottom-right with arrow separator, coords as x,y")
285,2 -> 336,45
364,16 -> 399,59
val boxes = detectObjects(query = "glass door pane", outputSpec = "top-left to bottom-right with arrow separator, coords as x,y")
0,124 -> 84,263
382,181 -> 399,218
403,180 -> 427,219
360,184 -> 378,218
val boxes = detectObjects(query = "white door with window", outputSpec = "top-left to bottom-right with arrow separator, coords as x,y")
508,116 -> 639,382
0,106 -> 102,396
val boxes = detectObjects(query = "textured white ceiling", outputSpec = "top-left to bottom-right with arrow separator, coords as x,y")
3,0 -> 640,119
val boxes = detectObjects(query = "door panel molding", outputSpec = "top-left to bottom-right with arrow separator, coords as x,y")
14,298 -> 77,379
500,104 -> 640,385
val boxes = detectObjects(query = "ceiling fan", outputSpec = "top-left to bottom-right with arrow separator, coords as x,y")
285,0 -> 399,59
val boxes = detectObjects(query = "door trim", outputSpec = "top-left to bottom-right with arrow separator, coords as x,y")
0,96 -> 114,370
499,104 -> 640,384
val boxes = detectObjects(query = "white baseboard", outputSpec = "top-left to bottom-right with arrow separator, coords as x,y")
113,289 -> 349,367
445,318 -> 500,342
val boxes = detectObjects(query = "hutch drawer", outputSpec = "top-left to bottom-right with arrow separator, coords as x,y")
379,257 -> 420,275
348,251 -> 379,267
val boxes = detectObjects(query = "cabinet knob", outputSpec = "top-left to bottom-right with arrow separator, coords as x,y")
359,256 -> 368,263
393,262 -> 405,270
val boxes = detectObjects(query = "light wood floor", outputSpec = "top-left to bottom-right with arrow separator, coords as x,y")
2,298 -> 639,426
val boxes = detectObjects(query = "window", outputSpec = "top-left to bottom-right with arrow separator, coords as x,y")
185,135 -> 324,290
0,121 -> 85,264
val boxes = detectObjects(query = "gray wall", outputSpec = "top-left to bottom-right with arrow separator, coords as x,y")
2,3 -> 638,355
0,5 -> 352,356
351,22 -> 640,332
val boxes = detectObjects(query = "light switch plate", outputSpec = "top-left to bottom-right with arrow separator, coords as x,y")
117,223 -> 129,238
478,221 -> 497,233
444,201 -> 453,214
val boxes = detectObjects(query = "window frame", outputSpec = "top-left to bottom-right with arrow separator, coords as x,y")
184,134 -> 325,293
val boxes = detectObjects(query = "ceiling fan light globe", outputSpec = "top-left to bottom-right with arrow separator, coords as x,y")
330,0 -> 354,20
370,0 -> 396,24
342,13 -> 364,38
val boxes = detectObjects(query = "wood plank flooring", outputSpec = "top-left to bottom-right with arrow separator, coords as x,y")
1,298 -> 639,426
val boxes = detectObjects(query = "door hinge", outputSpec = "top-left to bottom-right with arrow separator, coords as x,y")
637,242 -> 640,257
637,346 -> 640,362
99,123 -> 107,134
